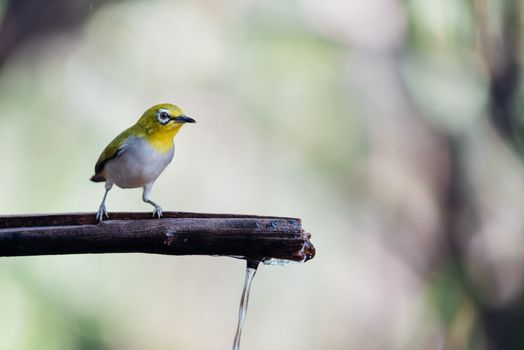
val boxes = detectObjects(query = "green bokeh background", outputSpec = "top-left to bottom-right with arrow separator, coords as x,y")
0,0 -> 523,349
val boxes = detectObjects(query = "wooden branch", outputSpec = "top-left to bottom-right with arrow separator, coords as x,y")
0,212 -> 315,263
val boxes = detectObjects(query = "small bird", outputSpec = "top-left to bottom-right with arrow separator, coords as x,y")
91,103 -> 195,221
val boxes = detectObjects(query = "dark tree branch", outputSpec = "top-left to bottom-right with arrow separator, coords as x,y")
0,0 -> 107,67
0,212 -> 315,263
481,1 -> 523,153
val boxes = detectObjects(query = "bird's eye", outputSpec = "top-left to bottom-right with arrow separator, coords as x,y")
158,111 -> 170,124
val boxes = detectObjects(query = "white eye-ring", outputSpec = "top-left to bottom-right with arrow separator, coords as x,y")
157,109 -> 170,124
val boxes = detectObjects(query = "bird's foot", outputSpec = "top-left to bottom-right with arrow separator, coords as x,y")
152,205 -> 163,219
96,204 -> 108,222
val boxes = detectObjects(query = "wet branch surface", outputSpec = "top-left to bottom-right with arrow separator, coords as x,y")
0,212 -> 315,262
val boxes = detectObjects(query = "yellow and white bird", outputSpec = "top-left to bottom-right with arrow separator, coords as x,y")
91,103 -> 195,221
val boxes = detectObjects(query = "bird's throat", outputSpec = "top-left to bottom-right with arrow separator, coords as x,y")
145,127 -> 180,153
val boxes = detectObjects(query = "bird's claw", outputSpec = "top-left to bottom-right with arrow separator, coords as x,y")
152,205 -> 163,219
96,204 -> 108,222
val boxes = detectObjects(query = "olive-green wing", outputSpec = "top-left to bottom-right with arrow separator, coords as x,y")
90,127 -> 136,182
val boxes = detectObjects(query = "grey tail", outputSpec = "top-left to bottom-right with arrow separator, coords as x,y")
90,174 -> 105,182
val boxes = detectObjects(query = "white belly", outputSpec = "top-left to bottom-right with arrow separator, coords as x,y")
104,136 -> 174,188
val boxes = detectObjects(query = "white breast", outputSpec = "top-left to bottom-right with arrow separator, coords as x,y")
104,136 -> 175,189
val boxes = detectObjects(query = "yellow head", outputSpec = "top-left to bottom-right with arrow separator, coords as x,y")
136,103 -> 195,153
137,103 -> 195,131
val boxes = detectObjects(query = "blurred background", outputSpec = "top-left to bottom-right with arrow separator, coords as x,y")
0,0 -> 523,349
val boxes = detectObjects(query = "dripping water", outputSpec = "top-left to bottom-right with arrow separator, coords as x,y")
232,260 -> 259,350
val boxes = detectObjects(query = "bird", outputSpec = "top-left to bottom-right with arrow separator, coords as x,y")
90,103 -> 195,221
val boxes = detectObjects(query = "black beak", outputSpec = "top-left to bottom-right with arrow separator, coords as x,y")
172,115 -> 196,123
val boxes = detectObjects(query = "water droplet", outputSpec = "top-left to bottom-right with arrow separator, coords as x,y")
232,266 -> 257,350
262,258 -> 297,266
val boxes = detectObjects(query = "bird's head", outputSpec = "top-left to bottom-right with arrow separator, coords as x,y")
137,103 -> 196,133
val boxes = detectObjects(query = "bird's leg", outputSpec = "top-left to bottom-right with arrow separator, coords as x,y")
142,183 -> 163,218
96,183 -> 112,222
